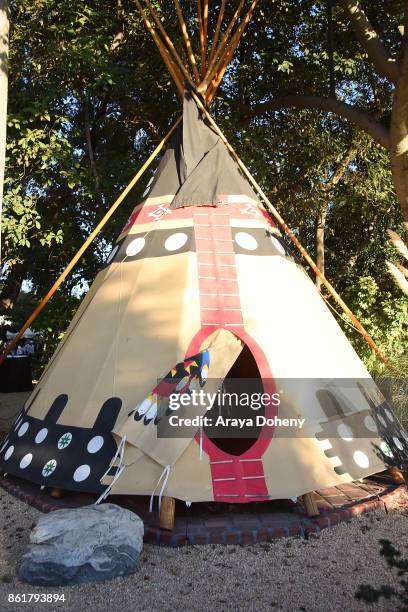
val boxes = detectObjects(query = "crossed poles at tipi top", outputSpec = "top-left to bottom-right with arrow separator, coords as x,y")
0,0 -> 388,366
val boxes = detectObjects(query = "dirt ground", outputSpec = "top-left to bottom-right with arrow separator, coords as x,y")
0,392 -> 407,611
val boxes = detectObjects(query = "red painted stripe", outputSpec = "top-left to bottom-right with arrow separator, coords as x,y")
189,206 -> 273,503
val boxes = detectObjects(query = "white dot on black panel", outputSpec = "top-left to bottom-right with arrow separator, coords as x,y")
35,428 -> 48,444
20,453 -> 33,469
17,422 -> 29,437
87,436 -> 104,454
234,232 -> 258,251
73,465 -> 91,482
164,233 -> 188,251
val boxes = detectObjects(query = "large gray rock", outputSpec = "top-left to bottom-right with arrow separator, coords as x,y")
19,503 -> 144,586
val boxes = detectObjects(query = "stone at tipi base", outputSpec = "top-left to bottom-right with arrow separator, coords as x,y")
19,503 -> 144,586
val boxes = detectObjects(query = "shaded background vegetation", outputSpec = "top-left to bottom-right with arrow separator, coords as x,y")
1,0 -> 407,373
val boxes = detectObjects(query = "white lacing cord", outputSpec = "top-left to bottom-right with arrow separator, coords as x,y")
95,435 -> 126,505
149,464 -> 171,513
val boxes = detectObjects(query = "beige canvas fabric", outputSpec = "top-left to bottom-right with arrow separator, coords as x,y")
1,94 -> 406,504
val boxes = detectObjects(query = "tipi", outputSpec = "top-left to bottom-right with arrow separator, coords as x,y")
0,1 -> 407,522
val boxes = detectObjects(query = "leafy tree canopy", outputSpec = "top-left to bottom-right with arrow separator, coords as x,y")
1,0 -> 407,370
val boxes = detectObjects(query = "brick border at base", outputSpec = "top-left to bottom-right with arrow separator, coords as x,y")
0,475 -> 406,547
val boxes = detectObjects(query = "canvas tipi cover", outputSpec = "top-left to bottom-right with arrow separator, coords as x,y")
1,93 -> 407,505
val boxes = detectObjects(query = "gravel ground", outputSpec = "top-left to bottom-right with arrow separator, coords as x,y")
1,392 -> 407,611
0,487 -> 407,612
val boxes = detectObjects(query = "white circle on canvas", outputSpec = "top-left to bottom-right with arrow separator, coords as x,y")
234,232 -> 258,251
42,460 -> 57,477
73,465 -> 91,482
17,422 -> 29,437
380,441 -> 393,458
353,450 -> 369,469
377,415 -> 386,427
164,233 -> 188,252
364,415 -> 377,433
393,437 -> 403,451
384,408 -> 394,422
126,237 -> 145,257
87,436 -> 104,454
20,453 -> 33,469
4,446 -> 14,461
35,428 -> 48,444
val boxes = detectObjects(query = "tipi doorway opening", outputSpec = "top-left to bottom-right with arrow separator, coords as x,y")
204,344 -> 265,456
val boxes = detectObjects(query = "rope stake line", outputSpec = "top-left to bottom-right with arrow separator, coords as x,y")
0,116 -> 182,365
189,89 -> 388,365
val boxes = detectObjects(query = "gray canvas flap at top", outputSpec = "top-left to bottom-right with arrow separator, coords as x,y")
146,91 -> 259,207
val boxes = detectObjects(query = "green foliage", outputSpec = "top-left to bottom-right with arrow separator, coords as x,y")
356,540 -> 408,608
2,0 -> 407,376
341,276 -> 408,371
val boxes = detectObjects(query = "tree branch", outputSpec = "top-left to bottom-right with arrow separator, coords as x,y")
390,42 -> 408,220
316,142 -> 358,290
340,0 -> 399,84
246,95 -> 391,150
323,142 -> 358,192
83,99 -> 102,199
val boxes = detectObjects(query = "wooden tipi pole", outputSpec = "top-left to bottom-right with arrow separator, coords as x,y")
206,0 -> 258,101
208,0 -> 227,66
202,0 -> 246,89
189,89 -> 388,364
0,116 -> 182,365
135,2 -> 184,96
142,0 -> 194,86
198,0 -> 205,75
173,0 -> 200,82
134,0 -> 184,96
202,0 -> 209,76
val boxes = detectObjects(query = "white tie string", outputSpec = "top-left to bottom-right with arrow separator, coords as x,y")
95,435 -> 126,505
149,464 -> 171,513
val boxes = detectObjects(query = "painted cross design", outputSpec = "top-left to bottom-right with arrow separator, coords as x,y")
148,204 -> 171,221
57,432 -> 72,450
42,459 -> 57,477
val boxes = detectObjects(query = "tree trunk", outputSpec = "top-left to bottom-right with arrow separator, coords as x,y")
0,260 -> 27,316
391,46 -> 408,222
0,0 -> 9,264
315,202 -> 329,291
315,143 -> 357,290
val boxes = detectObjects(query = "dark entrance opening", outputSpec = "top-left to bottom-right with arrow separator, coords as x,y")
204,344 -> 264,456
